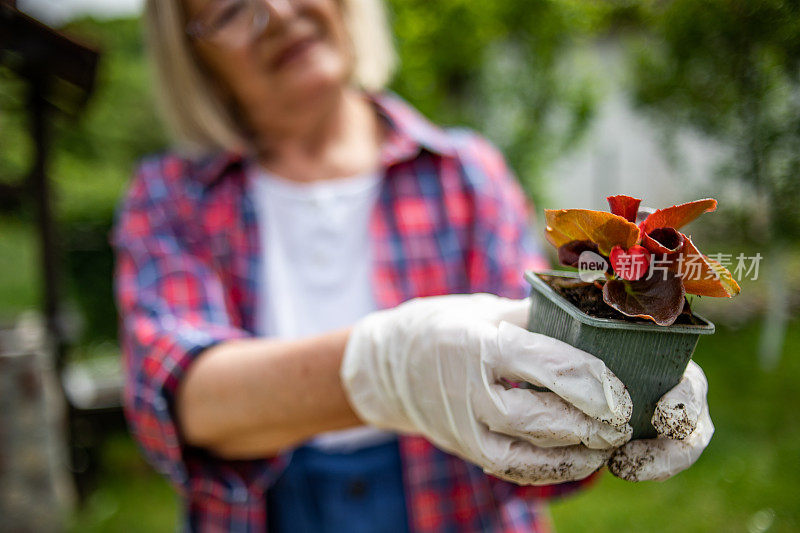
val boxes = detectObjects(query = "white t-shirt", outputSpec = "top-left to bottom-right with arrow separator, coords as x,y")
247,164 -> 395,451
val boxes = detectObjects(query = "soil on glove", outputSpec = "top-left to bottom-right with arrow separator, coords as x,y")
539,274 -> 700,326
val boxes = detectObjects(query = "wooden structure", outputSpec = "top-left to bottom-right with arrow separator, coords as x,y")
0,0 -> 99,369
0,2 -> 100,527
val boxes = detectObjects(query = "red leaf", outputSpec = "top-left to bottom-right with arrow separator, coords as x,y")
602,271 -> 686,326
641,198 -> 717,234
607,195 -> 642,223
609,245 -> 651,281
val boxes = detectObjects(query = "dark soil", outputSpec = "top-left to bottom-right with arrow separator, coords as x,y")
539,274 -> 701,326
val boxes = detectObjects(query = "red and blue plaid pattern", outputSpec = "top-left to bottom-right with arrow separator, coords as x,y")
112,91 -> 600,532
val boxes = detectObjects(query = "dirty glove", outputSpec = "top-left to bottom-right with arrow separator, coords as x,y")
341,293 -> 634,485
607,360 -> 714,481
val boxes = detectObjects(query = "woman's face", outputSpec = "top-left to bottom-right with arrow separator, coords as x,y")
182,0 -> 354,129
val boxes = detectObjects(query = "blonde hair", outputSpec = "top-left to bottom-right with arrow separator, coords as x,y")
143,0 -> 397,154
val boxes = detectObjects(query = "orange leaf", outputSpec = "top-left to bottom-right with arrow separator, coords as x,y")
641,198 -> 718,234
676,237 -> 740,297
545,209 -> 640,256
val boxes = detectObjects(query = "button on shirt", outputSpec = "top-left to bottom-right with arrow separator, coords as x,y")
247,164 -> 396,451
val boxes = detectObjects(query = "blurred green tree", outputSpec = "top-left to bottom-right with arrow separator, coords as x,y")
385,0 -> 637,203
0,17 -> 167,341
628,0 -> 800,366
630,0 -> 800,245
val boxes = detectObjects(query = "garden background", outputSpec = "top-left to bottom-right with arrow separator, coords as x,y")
1,0 -> 798,531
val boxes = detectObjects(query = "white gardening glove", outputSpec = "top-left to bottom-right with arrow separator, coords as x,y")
607,360 -> 714,481
341,293 -> 634,486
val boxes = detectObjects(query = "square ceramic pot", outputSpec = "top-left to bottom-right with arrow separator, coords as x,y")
524,270 -> 715,439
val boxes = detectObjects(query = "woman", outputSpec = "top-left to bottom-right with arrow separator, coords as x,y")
112,0 -> 714,530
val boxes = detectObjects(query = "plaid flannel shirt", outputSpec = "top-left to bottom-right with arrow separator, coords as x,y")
112,91 -> 600,532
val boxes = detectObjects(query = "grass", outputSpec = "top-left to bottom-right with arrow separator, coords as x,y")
550,318 -> 800,533
67,433 -> 178,532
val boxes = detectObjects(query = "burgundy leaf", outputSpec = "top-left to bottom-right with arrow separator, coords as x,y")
607,195 -> 642,223
558,240 -> 600,267
602,270 -> 686,326
641,227 -> 685,255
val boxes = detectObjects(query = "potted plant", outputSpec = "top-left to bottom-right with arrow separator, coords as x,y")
525,195 -> 740,438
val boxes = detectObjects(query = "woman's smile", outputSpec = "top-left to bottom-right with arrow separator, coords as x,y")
270,34 -> 322,71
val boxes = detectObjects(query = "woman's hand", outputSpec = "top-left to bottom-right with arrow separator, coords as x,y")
341,294 -> 634,485
607,360 -> 714,481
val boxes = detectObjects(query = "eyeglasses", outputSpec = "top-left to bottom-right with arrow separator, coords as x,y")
186,0 -> 291,49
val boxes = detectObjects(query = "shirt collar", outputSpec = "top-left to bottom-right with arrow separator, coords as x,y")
192,90 -> 457,189
368,90 -> 458,166
194,150 -> 246,188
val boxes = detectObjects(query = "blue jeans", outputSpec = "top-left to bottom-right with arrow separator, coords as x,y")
266,439 -> 410,533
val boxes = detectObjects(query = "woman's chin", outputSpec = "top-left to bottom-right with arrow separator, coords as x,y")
281,68 -> 348,103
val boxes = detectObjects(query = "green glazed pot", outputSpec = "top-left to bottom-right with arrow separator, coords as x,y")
524,270 -> 715,439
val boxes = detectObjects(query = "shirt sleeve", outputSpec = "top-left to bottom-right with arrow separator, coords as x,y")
455,132 -> 603,499
111,156 -> 288,501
